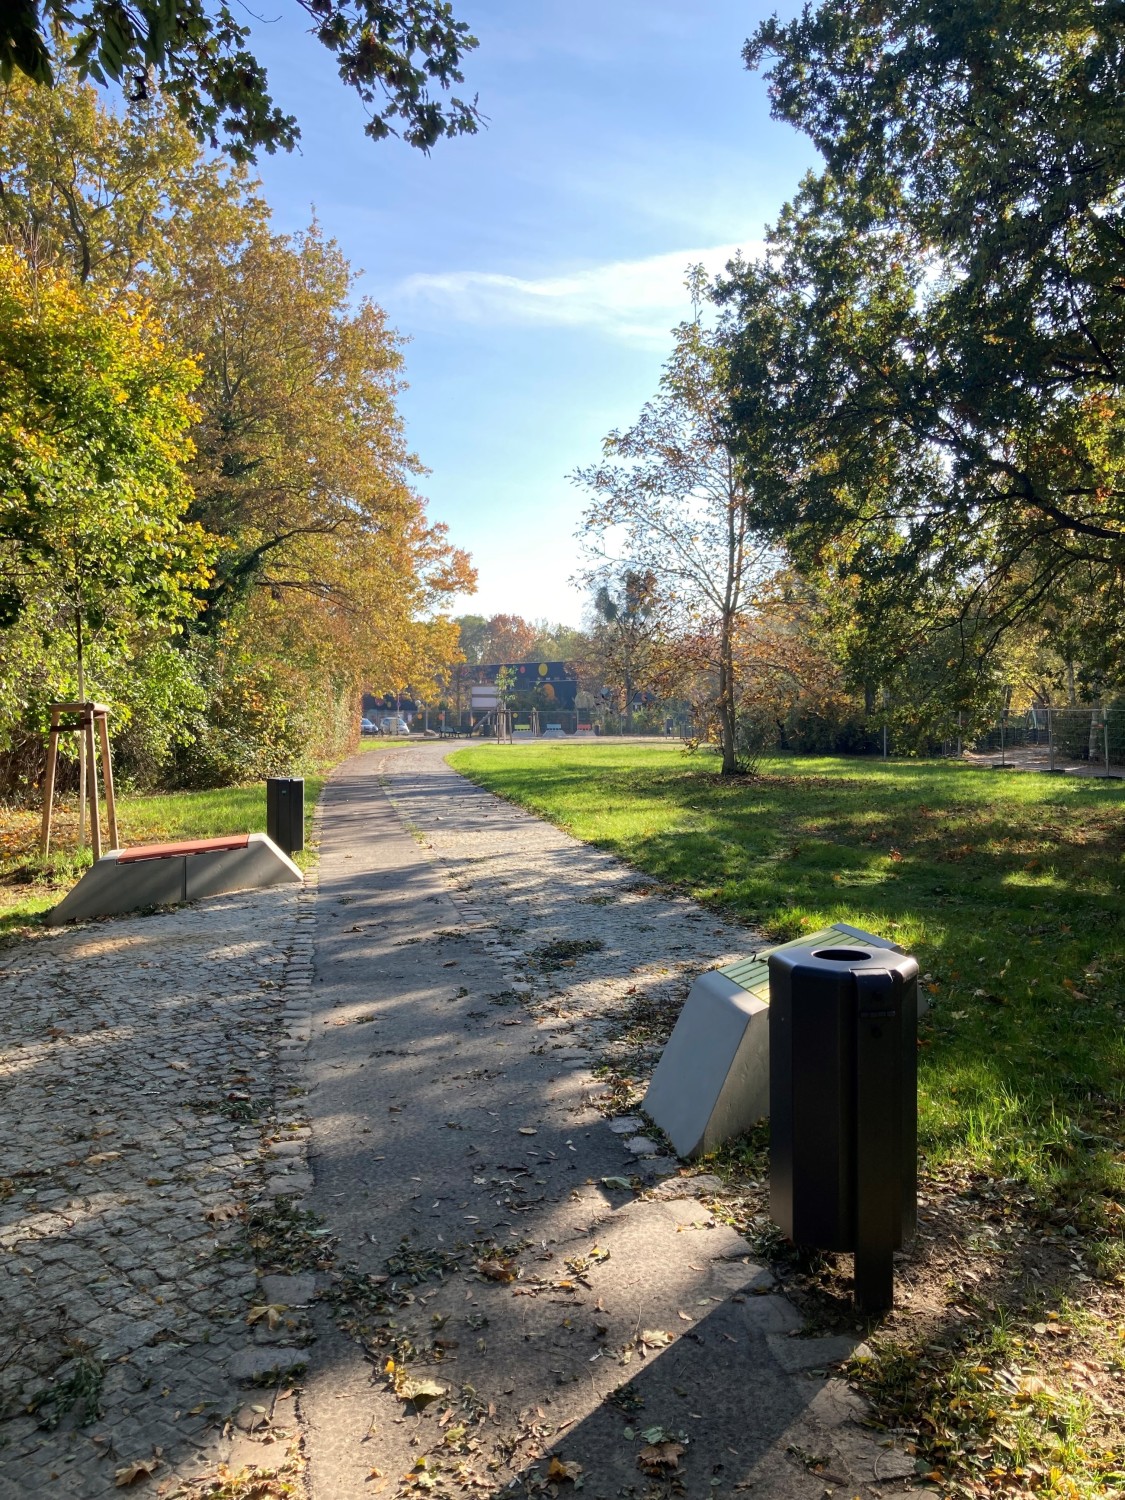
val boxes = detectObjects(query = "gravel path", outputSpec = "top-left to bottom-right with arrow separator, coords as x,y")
299,743 -> 918,1499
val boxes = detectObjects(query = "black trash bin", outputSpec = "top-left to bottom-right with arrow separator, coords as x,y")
266,776 -> 304,857
768,940 -> 918,1312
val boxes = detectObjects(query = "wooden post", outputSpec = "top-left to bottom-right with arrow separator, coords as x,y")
84,709 -> 102,861
96,709 -> 119,849
1105,710 -> 1112,778
40,707 -> 61,857
41,702 -> 115,859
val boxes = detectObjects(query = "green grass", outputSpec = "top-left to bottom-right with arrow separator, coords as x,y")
449,743 -> 1124,1222
0,777 -> 323,938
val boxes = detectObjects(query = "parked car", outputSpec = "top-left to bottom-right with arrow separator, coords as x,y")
379,716 -> 410,735
360,717 -> 377,735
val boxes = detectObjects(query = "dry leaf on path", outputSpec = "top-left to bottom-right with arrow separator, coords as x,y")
547,1456 -> 584,1483
396,1377 -> 447,1406
115,1453 -> 161,1486
247,1303 -> 288,1330
639,1329 -> 673,1349
637,1442 -> 684,1475
476,1255 -> 518,1282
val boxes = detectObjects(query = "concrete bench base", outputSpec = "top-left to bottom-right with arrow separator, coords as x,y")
643,923 -> 910,1158
48,833 -> 302,924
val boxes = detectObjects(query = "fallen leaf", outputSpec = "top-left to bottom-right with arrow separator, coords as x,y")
637,1442 -> 684,1475
396,1377 -> 447,1407
600,1176 -> 632,1190
476,1255 -> 518,1282
115,1455 -> 161,1486
518,1127 -> 538,1136
1016,1375 -> 1051,1399
247,1303 -> 288,1331
547,1456 -> 583,1484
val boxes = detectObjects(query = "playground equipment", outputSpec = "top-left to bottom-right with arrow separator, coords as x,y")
47,832 -> 301,924
40,702 -> 119,859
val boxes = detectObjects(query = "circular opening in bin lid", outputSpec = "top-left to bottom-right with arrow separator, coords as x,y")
812,947 -> 872,962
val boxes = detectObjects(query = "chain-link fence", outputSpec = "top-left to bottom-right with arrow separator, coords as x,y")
941,706 -> 1125,776
437,707 -> 689,739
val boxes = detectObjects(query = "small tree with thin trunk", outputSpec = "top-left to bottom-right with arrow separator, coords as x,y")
590,570 -> 658,732
573,296 -> 773,773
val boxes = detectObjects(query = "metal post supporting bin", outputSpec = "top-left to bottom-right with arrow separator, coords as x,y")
266,777 -> 304,857
768,939 -> 918,1314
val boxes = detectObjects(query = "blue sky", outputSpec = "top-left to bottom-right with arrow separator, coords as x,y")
247,2 -> 818,626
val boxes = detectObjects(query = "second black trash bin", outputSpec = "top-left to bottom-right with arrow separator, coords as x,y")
768,939 -> 918,1313
266,776 -> 304,857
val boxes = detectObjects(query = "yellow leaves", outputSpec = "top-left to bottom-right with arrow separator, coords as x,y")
383,1357 -> 446,1407
1014,1374 -> 1056,1403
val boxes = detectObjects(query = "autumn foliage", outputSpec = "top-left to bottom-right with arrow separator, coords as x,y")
0,75 -> 474,793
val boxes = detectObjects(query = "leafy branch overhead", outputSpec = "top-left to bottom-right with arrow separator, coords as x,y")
2,0 -> 481,159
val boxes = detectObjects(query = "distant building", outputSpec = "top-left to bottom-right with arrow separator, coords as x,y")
460,660 -> 580,710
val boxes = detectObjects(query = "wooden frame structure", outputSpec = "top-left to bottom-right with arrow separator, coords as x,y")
40,702 -> 119,860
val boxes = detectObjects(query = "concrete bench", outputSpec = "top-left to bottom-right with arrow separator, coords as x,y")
49,832 -> 302,924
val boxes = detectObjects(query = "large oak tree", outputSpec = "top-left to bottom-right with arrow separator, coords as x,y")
724,0 -> 1125,688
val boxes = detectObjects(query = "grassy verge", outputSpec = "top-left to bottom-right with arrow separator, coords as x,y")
449,742 -> 1125,1498
0,777 -> 323,940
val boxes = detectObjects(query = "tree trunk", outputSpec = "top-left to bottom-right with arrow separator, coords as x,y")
76,603 -> 87,848
718,628 -> 738,775
623,654 -> 633,733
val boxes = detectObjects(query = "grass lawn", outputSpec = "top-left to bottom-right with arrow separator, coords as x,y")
0,778 -> 323,940
450,742 -> 1125,1497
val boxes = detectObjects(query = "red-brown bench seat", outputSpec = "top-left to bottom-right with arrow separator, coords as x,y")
118,835 -> 251,863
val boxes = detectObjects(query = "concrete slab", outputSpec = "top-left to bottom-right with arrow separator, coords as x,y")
48,832 -> 302,924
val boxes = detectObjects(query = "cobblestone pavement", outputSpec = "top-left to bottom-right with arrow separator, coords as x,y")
0,881 -> 317,1499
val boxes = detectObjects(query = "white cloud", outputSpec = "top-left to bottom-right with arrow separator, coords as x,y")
395,241 -> 763,344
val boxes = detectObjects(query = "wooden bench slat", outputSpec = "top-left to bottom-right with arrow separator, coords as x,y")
117,834 -> 252,863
